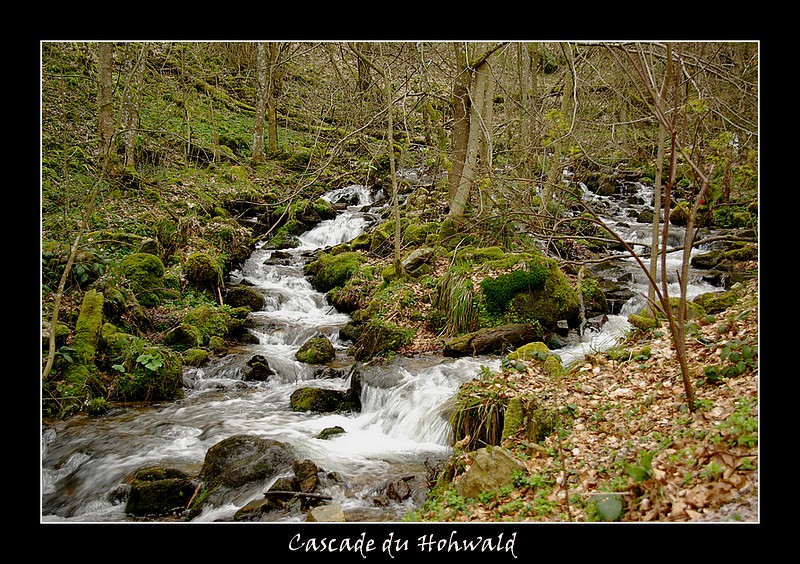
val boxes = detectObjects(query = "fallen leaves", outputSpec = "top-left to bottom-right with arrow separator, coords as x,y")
415,277 -> 759,523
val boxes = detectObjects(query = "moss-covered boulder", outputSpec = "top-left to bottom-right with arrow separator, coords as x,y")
184,252 -> 223,290
693,290 -> 738,314
108,344 -> 184,402
125,466 -> 198,517
296,336 -> 336,365
291,367 -> 362,413
289,383 -> 361,413
121,252 -> 167,307
164,323 -> 203,350
182,305 -> 246,345
225,285 -> 266,311
350,318 -> 414,361
182,348 -> 209,367
506,341 -> 563,375
400,246 -> 436,277
503,260 -> 582,330
304,251 -> 365,293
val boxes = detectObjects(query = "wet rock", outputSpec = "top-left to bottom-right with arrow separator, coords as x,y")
199,435 -> 294,491
124,466 -> 198,517
225,285 -> 266,311
296,335 -> 336,364
316,426 -> 346,440
307,504 -> 346,522
245,354 -> 275,381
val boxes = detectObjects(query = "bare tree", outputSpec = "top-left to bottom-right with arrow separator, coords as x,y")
447,42 -> 505,218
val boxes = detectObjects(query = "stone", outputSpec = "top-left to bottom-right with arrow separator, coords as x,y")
307,504 -> 346,522
454,446 -> 526,499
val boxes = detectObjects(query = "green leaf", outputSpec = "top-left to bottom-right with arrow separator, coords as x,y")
595,494 -> 623,521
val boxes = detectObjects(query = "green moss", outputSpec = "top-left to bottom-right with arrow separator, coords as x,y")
693,290 -> 738,314
164,323 -> 203,350
304,251 -> 365,293
182,348 -> 209,367
455,246 -> 506,264
628,313 -> 659,331
184,252 -> 223,289
481,265 -> 547,315
182,305 -> 241,344
502,396 -> 526,441
296,336 -> 336,364
507,341 -> 551,361
72,289 -> 105,366
351,318 -> 415,361
121,252 -> 166,307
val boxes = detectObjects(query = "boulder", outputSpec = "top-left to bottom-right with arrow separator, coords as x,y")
401,246 -> 435,277
307,504 -> 346,522
199,435 -> 294,491
296,336 -> 336,364
454,446 -> 526,499
125,466 -> 198,516
225,285 -> 266,311
246,354 -> 275,381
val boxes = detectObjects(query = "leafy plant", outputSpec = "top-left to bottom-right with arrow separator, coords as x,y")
136,352 -> 164,372
704,339 -> 757,383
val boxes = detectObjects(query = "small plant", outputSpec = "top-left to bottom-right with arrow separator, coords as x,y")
704,339 -> 757,383
136,352 -> 164,372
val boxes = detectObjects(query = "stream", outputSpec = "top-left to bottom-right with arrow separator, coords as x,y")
40,179 -> 725,523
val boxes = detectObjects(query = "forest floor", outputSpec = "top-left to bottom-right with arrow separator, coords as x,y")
406,268 -> 759,523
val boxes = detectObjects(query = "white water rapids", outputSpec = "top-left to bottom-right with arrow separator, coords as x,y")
41,181 -> 724,523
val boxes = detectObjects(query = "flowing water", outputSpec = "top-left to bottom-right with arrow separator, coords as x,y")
40,180 -> 725,523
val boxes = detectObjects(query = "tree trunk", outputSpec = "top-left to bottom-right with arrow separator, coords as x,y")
447,43 -> 470,207
252,42 -> 268,162
96,42 -> 114,160
448,56 -> 494,219
120,43 -> 146,174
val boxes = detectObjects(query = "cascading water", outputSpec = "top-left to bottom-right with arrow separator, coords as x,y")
41,179 -> 724,523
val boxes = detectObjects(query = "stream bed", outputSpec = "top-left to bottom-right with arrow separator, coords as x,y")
41,180 -> 724,523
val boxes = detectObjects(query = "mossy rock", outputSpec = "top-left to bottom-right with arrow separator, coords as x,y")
507,341 -> 550,360
121,252 -> 167,307
182,348 -> 209,367
350,233 -> 371,251
628,313 -> 659,331
455,246 -> 506,264
350,318 -> 414,361
164,323 -> 203,350
225,285 -> 266,311
125,466 -> 197,517
506,341 -> 562,377
693,290 -> 738,314
317,426 -> 346,440
184,252 -> 223,289
480,258 -> 581,331
290,386 -> 360,413
182,305 -> 243,344
296,336 -> 336,365
304,251 -> 365,293
109,345 -> 184,402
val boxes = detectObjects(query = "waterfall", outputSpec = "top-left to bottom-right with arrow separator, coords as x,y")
41,179 -> 725,523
